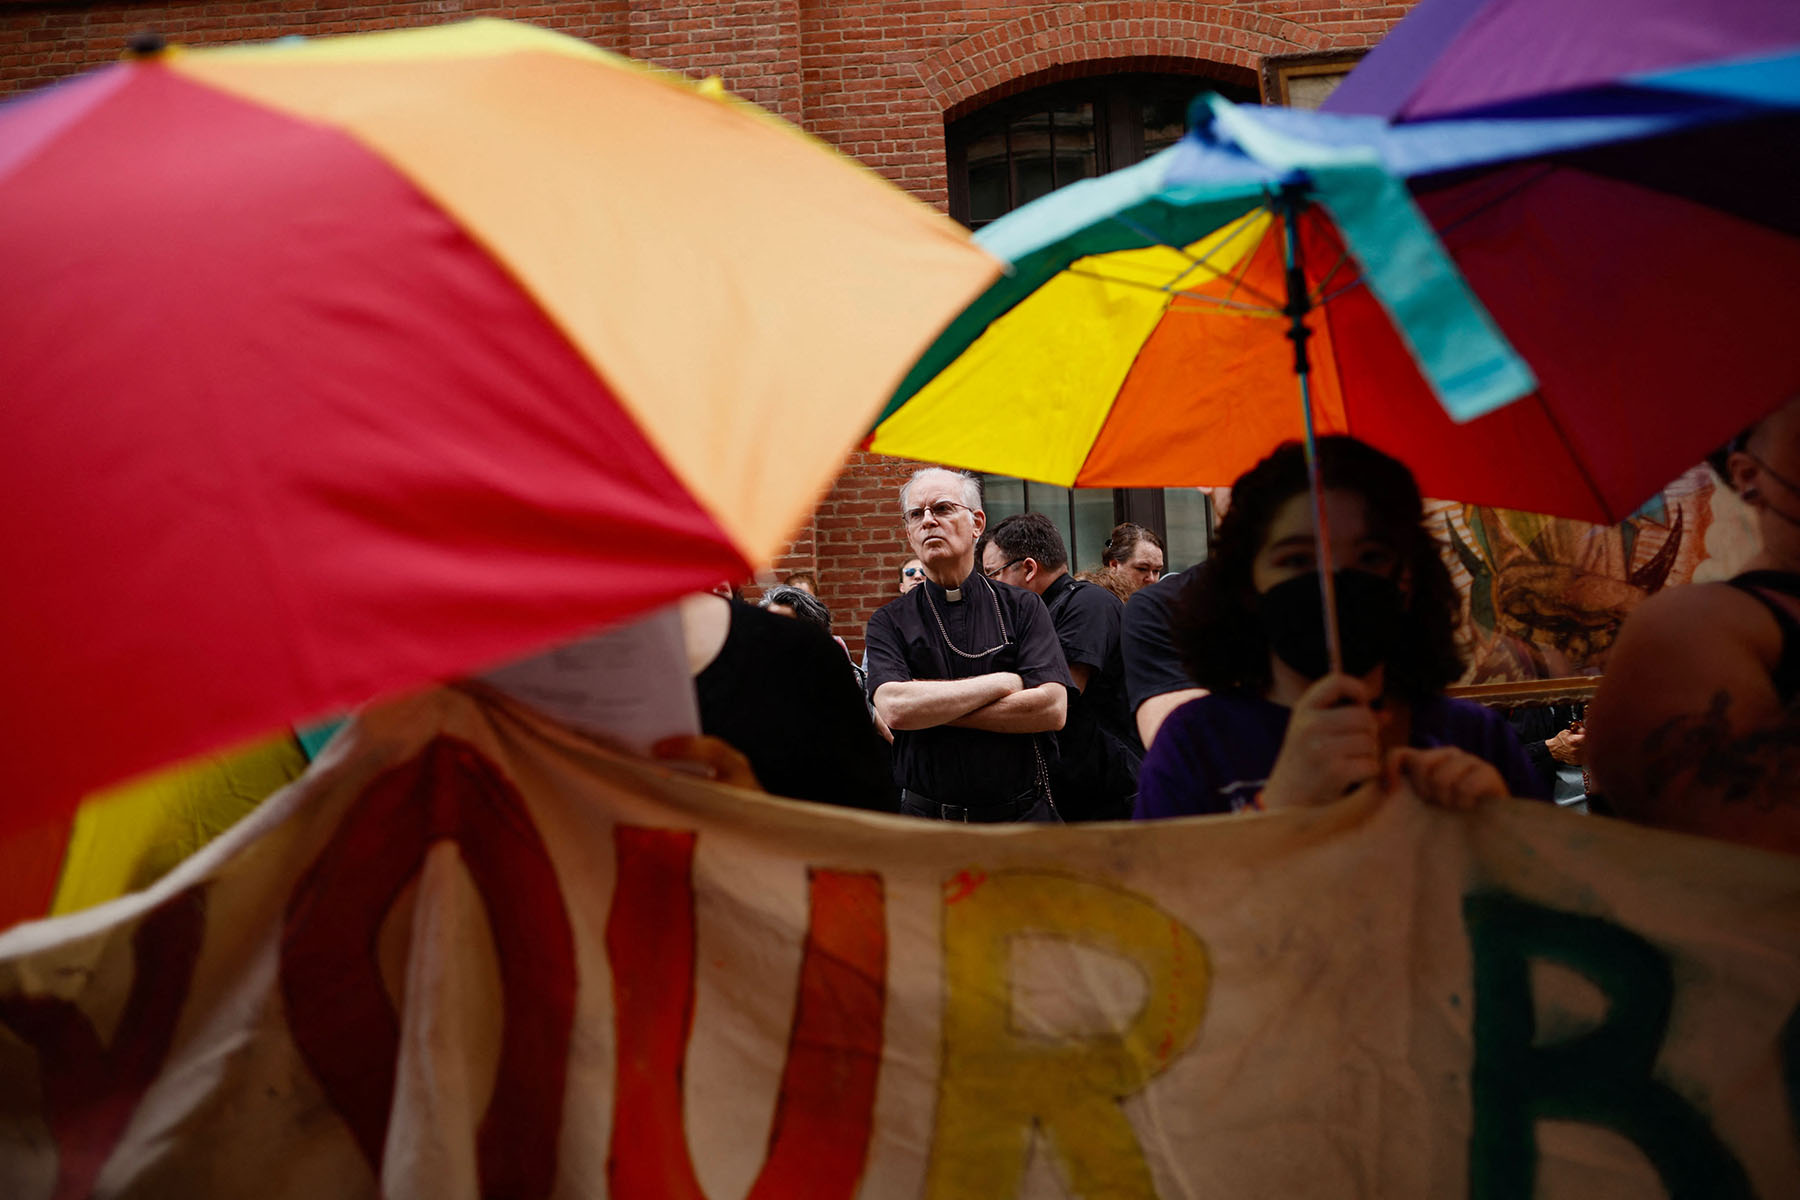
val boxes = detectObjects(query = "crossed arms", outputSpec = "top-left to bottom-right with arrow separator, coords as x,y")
873,673 -> 1067,734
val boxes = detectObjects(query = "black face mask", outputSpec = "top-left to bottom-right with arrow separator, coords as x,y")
1255,569 -> 1405,681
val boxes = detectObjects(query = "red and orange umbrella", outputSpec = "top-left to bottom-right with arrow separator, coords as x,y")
0,20 -> 999,829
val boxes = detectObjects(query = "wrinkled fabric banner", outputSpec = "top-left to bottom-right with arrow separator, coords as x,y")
0,687 -> 1795,1200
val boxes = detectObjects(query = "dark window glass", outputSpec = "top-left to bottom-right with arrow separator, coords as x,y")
1053,102 -> 1097,186
1142,92 -> 1190,159
965,130 -> 1009,226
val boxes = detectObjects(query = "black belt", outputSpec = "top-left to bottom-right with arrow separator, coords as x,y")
901,786 -> 1039,823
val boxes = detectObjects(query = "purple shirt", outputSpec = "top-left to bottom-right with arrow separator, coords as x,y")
1134,691 -> 1548,819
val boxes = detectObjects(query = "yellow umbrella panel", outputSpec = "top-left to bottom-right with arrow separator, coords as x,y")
867,209 -> 1350,487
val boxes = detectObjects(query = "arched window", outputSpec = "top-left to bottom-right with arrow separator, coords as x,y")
946,71 -> 1256,574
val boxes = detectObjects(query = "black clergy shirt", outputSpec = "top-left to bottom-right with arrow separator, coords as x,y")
1122,564 -> 1202,715
696,601 -> 897,812
1041,572 -> 1142,818
865,569 -> 1072,805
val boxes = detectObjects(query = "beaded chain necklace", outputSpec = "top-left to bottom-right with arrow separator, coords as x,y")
923,572 -> 1010,658
920,572 -> 1059,818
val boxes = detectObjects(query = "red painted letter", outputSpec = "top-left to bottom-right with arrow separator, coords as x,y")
606,826 -> 887,1200
0,888 -> 206,1200
280,736 -> 577,1199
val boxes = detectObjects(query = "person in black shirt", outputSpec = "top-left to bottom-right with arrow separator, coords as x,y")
1122,564 -> 1206,750
681,593 -> 897,812
980,513 -> 1142,820
865,468 -> 1071,822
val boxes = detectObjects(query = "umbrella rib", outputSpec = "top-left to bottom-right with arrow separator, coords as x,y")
1306,207 -> 1355,304
1162,210 -> 1269,293
1310,245 -> 1356,305
1314,163 -> 1562,308
1103,210 -> 1285,309
1535,398 -> 1615,522
1291,205 -> 1355,306
1430,162 -> 1560,239
1217,191 -> 1290,310
1061,266 -> 1282,314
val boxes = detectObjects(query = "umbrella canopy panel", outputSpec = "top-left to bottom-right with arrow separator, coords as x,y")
0,21 -> 998,823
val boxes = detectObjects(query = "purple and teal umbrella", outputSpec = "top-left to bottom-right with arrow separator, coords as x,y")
1325,0 -> 1799,122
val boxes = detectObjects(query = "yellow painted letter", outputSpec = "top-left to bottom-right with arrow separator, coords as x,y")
928,870 -> 1209,1199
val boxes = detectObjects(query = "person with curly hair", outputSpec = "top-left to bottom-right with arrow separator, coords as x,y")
1101,522 -> 1166,595
1134,437 -> 1544,818
1077,568 -> 1134,603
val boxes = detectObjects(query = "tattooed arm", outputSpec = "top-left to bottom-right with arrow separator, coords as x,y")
1588,583 -> 1800,855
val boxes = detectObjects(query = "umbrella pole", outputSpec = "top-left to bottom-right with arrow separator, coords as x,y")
1277,184 -> 1344,677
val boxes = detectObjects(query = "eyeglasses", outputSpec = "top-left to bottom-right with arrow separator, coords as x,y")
902,500 -> 973,527
983,557 -> 1024,579
902,567 -> 923,577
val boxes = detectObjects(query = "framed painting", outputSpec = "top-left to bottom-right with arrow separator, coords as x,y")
1259,50 -> 1365,110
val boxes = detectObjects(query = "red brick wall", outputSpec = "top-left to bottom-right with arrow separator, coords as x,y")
813,450 -> 931,628
1,0 -> 1413,649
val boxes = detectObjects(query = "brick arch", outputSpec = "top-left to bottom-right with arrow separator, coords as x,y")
917,4 -> 1329,116
942,54 -> 1258,123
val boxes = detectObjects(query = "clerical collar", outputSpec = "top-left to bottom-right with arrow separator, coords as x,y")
926,567 -> 978,604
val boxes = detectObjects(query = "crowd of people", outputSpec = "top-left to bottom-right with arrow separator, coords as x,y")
696,423 -> 1799,859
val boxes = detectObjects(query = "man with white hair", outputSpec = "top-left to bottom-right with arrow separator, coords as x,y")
865,467 -> 1071,822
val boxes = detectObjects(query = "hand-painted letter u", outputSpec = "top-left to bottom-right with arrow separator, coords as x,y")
606,826 -> 887,1200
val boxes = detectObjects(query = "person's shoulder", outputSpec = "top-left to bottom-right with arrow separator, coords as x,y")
737,600 -> 832,649
1133,563 -> 1198,607
1065,577 -> 1123,612
1146,566 -> 1195,598
990,577 -> 1050,614
1427,693 -> 1517,737
1051,579 -> 1121,638
988,577 -> 1039,599
1123,567 -> 1188,627
1158,690 -> 1258,734
727,597 -> 782,637
1622,579 -> 1770,639
1607,580 -> 1782,679
867,591 -> 914,624
1159,691 -> 1210,729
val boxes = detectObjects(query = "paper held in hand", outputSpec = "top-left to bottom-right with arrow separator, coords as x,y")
475,604 -> 699,755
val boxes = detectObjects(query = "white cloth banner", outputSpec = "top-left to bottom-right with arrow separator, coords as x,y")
1,687 -> 1796,1199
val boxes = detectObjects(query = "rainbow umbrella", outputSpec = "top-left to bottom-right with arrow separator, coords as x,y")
0,20 -> 998,831
867,44 -> 1800,525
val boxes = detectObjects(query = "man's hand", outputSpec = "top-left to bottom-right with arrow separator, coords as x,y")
1384,746 -> 1510,811
948,681 -> 1068,734
1261,675 -> 1381,810
1546,727 -> 1587,765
